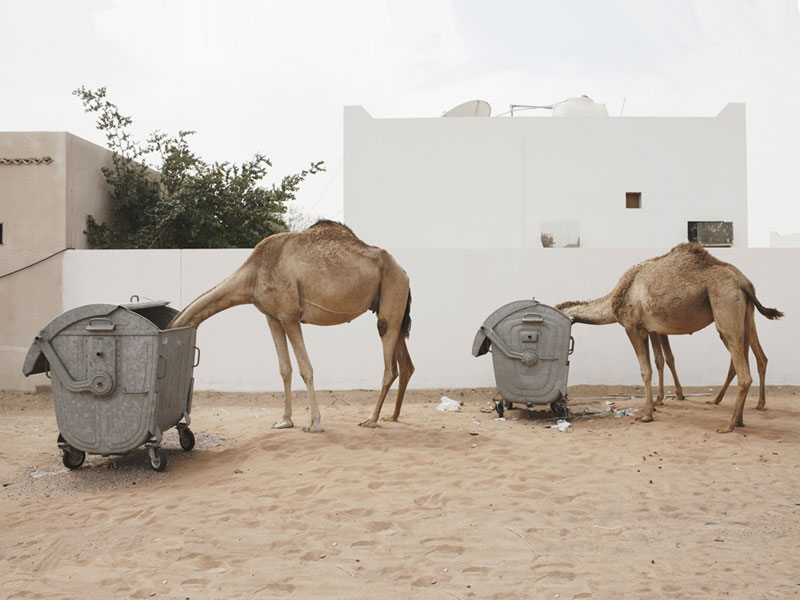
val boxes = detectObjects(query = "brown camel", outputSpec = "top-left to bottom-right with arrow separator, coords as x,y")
169,220 -> 414,432
556,243 -> 782,433
651,327 -> 769,410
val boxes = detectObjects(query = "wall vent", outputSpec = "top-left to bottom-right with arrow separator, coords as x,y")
688,221 -> 733,247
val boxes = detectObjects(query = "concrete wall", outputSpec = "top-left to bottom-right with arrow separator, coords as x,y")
65,133 -> 114,249
0,133 -> 68,269
0,132 -> 114,390
344,104 -> 748,249
770,231 -> 800,247
40,246 -> 795,395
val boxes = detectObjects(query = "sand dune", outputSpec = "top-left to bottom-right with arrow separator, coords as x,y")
1,386 -> 798,599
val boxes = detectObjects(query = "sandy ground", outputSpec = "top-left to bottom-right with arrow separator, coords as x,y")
1,384 -> 798,600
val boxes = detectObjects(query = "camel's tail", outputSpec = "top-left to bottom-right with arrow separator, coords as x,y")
168,266 -> 255,329
401,290 -> 412,339
741,283 -> 783,321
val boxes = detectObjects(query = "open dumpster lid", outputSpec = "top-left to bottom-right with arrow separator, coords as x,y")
22,300 -> 178,376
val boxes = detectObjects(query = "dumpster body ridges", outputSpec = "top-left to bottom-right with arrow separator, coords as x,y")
23,302 -> 197,467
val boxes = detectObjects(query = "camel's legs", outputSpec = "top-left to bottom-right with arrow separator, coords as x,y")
282,319 -> 323,433
649,333 -> 665,405
267,315 -> 294,429
626,326 -> 654,422
709,362 -> 736,406
659,335 -> 685,400
713,301 -> 752,434
385,336 -> 414,422
709,312 -> 767,410
360,325 -> 402,428
749,313 -> 768,410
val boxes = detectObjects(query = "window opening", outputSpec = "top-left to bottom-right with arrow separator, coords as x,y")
625,192 -> 641,208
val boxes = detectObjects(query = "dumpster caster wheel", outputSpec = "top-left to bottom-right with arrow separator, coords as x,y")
62,449 -> 85,469
179,428 -> 195,451
493,400 -> 505,419
148,447 -> 167,472
550,400 -> 569,418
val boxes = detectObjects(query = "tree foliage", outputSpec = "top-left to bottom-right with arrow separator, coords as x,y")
73,86 -> 323,248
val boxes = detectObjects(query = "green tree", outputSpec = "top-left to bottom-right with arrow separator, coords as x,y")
73,86 -> 323,248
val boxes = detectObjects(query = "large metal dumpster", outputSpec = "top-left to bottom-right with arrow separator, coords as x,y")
22,300 -> 199,471
472,299 -> 574,418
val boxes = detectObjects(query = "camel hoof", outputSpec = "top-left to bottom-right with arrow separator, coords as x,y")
302,424 -> 324,433
716,426 -> 734,434
755,405 -> 766,411
272,419 -> 294,429
676,395 -> 686,401
359,420 -> 378,428
637,415 -> 653,423
706,399 -> 721,405
654,399 -> 664,406
384,416 -> 399,423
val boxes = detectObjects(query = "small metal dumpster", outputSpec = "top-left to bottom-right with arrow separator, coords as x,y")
22,300 -> 199,471
472,299 -> 574,418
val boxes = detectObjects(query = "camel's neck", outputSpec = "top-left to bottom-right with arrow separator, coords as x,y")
556,294 -> 616,325
169,266 -> 255,329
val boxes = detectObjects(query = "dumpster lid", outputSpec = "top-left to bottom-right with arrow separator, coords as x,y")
472,299 -> 540,357
120,300 -> 172,310
22,300 -> 178,377
471,299 -> 570,357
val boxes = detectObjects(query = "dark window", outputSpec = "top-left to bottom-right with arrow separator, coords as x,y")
688,221 -> 733,247
626,192 -> 641,208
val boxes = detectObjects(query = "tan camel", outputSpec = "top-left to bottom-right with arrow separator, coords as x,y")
169,220 -> 414,432
652,327 -> 769,409
556,243 -> 782,433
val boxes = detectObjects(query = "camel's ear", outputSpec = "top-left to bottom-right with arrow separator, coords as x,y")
472,328 -> 491,357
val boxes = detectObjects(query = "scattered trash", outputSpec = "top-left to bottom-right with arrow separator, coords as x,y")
495,417 -> 506,421
555,419 -> 571,432
582,404 -> 637,418
436,396 -> 462,412
613,407 -> 637,417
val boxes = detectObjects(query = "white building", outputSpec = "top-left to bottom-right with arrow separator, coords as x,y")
344,100 -> 747,249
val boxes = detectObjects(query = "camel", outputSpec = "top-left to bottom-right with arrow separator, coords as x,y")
651,326 -> 769,410
556,243 -> 782,433
169,220 -> 414,432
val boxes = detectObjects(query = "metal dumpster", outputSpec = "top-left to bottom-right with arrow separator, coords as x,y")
472,299 -> 574,418
22,300 -> 199,471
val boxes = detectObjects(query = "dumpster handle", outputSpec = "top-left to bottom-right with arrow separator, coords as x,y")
157,355 -> 167,379
193,346 -> 201,368
481,326 -> 561,362
34,336 -> 115,397
568,336 -> 575,355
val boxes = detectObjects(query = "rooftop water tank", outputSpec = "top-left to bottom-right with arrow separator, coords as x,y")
552,96 -> 608,117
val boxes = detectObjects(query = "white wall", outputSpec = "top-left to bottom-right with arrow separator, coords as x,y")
61,246 -> 797,392
344,104 -> 748,249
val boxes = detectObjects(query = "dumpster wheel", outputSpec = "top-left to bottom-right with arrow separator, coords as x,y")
550,399 -> 569,418
62,448 -> 86,469
148,447 -> 167,472
179,427 -> 195,451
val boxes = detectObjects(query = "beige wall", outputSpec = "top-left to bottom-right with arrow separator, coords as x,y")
0,133 -> 68,271
0,132 -> 113,390
65,133 -> 114,249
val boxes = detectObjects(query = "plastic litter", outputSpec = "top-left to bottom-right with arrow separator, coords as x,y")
555,419 -> 571,432
436,396 -> 462,412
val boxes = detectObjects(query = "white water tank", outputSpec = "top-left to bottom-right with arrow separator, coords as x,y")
552,96 -> 608,117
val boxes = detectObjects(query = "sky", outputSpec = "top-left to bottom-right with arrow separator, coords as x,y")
1,0 -> 799,245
